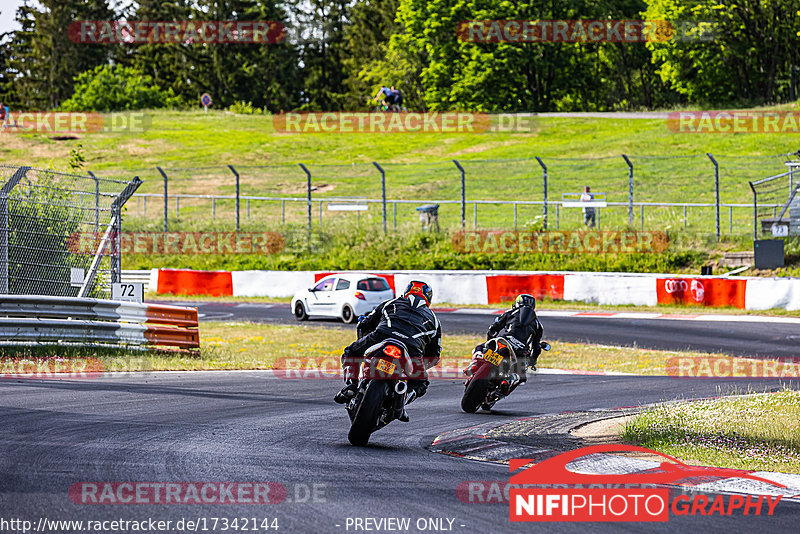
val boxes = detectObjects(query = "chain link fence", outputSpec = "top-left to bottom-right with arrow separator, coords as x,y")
118,153 -> 797,236
0,165 -> 141,298
750,162 -> 800,239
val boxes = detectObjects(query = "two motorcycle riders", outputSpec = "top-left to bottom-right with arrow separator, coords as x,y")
334,281 -> 544,419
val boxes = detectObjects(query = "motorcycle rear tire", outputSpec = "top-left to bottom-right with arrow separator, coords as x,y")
461,365 -> 491,413
348,381 -> 388,446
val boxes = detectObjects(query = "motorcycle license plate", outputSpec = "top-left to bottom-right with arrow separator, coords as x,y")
483,349 -> 503,367
376,359 -> 397,375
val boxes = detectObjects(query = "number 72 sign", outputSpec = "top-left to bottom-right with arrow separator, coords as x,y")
112,282 -> 144,302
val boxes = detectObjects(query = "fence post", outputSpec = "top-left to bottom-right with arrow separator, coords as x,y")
0,166 -> 29,294
299,164 -> 312,245
707,153 -> 720,240
640,205 -> 644,231
514,203 -> 518,230
535,157 -> 547,229
110,177 -> 142,286
622,154 -> 633,226
749,181 -> 758,241
556,204 -> 560,230
393,202 -> 397,229
373,162 -> 387,233
227,164 -> 240,231
473,203 -> 477,228
281,199 -> 285,223
453,160 -> 466,229
729,206 -> 733,234
87,171 -> 100,234
212,197 -> 216,219
157,166 -> 168,232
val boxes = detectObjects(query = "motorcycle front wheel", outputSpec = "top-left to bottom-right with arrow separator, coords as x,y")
348,380 -> 389,446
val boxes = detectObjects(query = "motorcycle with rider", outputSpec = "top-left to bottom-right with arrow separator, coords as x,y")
334,281 -> 441,445
461,293 -> 550,412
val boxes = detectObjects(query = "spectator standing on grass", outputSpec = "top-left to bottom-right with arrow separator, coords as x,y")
581,185 -> 596,228
0,102 -> 6,128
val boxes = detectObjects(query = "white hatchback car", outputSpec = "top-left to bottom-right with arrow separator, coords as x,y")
292,273 -> 395,323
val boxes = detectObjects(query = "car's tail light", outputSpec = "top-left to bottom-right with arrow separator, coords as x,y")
355,292 -> 366,300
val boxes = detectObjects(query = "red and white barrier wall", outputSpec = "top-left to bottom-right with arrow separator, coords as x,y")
150,269 -> 800,311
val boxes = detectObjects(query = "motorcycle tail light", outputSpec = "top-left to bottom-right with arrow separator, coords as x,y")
355,292 -> 366,300
383,345 -> 402,358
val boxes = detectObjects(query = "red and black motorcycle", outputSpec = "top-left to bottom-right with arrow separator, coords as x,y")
345,339 -> 417,446
461,336 -> 550,413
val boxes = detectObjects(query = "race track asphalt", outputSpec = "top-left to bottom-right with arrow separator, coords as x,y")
1,372 -> 799,533
178,301 -> 800,358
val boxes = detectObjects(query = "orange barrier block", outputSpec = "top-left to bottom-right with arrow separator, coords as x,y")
486,274 -> 565,304
156,269 -> 233,297
144,325 -> 200,349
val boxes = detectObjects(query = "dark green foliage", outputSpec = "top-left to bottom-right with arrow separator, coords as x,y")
60,64 -> 184,111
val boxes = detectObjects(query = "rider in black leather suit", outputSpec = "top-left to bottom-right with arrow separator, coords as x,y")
466,293 -> 543,394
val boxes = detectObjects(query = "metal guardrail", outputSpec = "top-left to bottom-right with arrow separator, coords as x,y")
0,295 -> 199,349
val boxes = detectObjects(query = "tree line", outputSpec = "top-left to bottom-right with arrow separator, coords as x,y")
1,0 -> 799,113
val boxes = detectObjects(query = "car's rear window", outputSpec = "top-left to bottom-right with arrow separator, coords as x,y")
357,278 -> 390,291
336,279 -> 350,290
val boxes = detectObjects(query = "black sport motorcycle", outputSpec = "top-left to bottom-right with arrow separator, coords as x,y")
344,338 -> 418,446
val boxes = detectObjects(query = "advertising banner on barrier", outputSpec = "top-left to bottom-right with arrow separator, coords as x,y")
656,278 -> 746,309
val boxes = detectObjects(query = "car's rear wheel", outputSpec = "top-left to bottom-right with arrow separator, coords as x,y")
294,301 -> 308,321
341,305 -> 355,324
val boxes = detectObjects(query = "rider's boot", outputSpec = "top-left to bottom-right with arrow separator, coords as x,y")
397,389 -> 418,422
502,373 -> 522,396
334,380 -> 358,404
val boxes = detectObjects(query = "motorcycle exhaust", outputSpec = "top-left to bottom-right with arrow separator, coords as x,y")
394,381 -> 408,395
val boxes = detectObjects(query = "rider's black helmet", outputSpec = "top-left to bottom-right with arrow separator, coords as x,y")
514,294 -> 536,309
